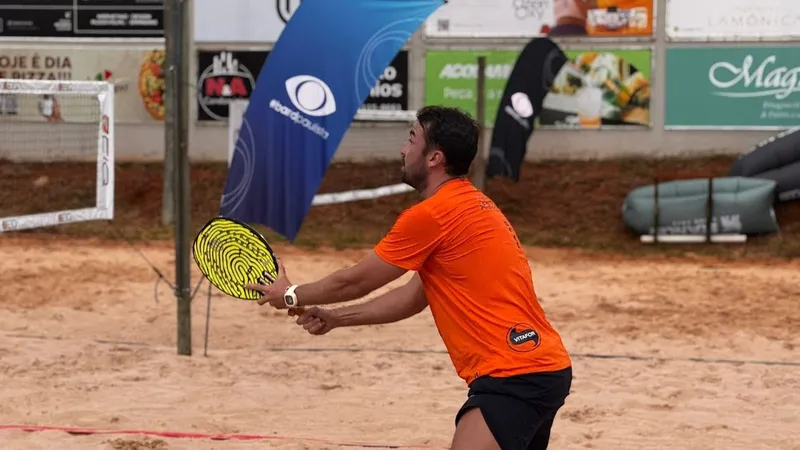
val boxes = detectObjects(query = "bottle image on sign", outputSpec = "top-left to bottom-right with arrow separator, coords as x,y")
577,85 -> 603,128
197,51 -> 257,121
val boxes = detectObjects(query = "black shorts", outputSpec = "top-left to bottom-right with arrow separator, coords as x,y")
455,366 -> 572,450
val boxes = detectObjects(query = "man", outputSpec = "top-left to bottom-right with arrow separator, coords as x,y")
549,0 -> 593,36
247,106 -> 572,450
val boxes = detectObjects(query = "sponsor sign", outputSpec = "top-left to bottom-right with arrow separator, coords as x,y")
0,46 -> 164,123
425,0 -> 653,38
665,47 -> 800,129
358,50 -> 409,112
425,48 -> 651,128
541,49 -> 652,128
197,49 -> 409,121
424,50 -> 519,127
197,50 -> 267,122
0,0 -> 163,39
194,0 -> 301,43
666,0 -> 800,41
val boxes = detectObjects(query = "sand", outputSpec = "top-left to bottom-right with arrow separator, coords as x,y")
1,236 -> 799,450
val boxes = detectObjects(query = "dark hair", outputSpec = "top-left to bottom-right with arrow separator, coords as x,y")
416,105 -> 479,177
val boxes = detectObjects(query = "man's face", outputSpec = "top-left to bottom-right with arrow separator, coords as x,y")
400,121 -> 430,191
553,0 -> 594,19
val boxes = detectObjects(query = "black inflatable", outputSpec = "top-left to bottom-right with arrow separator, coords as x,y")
729,127 -> 800,203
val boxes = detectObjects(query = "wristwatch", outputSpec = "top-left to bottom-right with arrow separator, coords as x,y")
283,285 -> 299,308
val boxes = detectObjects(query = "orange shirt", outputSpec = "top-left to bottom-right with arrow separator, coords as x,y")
374,178 -> 571,385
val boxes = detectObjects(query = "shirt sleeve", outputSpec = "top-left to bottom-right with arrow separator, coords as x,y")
374,205 -> 441,271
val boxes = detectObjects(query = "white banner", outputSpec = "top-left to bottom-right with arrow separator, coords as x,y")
426,0 -> 554,37
194,0 -> 300,43
424,0 -> 654,38
666,0 -> 800,40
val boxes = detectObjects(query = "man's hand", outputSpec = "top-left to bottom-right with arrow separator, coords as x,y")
289,307 -> 340,335
244,257 -> 292,308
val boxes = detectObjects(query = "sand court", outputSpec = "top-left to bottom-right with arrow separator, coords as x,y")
1,237 -> 798,449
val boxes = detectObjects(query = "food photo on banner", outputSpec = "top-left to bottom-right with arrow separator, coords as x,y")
540,48 -> 651,128
0,0 -> 163,39
425,0 -> 653,38
0,47 -> 164,123
665,0 -> 800,41
665,47 -> 800,129
424,46 -> 651,129
196,49 -> 409,121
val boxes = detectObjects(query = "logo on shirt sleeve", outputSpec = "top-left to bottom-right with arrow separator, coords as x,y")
506,323 -> 541,352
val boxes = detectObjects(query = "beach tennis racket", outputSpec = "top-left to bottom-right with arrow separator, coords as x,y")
193,216 -> 299,308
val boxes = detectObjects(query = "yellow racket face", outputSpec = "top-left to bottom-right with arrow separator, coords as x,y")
192,217 -> 279,300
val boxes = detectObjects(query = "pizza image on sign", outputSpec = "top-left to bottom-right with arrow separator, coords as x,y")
138,49 -> 166,121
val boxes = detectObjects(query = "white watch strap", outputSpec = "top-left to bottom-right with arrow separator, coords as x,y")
284,284 -> 299,308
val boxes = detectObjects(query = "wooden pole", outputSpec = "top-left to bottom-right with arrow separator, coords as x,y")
470,56 -> 488,191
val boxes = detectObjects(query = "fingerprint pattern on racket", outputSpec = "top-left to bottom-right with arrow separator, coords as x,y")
193,218 -> 278,300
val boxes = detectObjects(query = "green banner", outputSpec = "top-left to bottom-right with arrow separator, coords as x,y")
665,47 -> 800,129
424,48 -> 652,129
424,50 -> 519,127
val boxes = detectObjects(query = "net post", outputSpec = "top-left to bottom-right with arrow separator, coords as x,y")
705,177 -> 713,243
470,56 -> 488,191
162,0 -> 176,226
167,0 -> 193,357
652,176 -> 660,244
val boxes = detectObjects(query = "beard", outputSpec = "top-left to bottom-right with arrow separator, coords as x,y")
401,161 -> 428,192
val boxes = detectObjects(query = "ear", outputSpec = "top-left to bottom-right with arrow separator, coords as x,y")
427,149 -> 445,168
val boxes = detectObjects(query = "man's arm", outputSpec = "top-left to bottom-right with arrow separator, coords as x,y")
331,273 -> 428,327
292,251 -> 408,307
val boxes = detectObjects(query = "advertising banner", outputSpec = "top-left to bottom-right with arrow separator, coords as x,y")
196,50 -> 268,122
665,47 -> 800,129
0,46 -> 164,123
218,0 -> 442,242
541,48 -> 652,128
197,49 -> 409,121
425,48 -> 651,128
425,0 -> 653,38
0,0 -> 163,39
194,0 -> 300,43
666,0 -> 800,41
424,50 -> 519,127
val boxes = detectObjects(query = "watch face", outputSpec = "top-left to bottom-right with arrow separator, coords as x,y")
284,295 -> 295,306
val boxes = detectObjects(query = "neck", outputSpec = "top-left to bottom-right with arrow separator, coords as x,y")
421,174 -> 458,199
